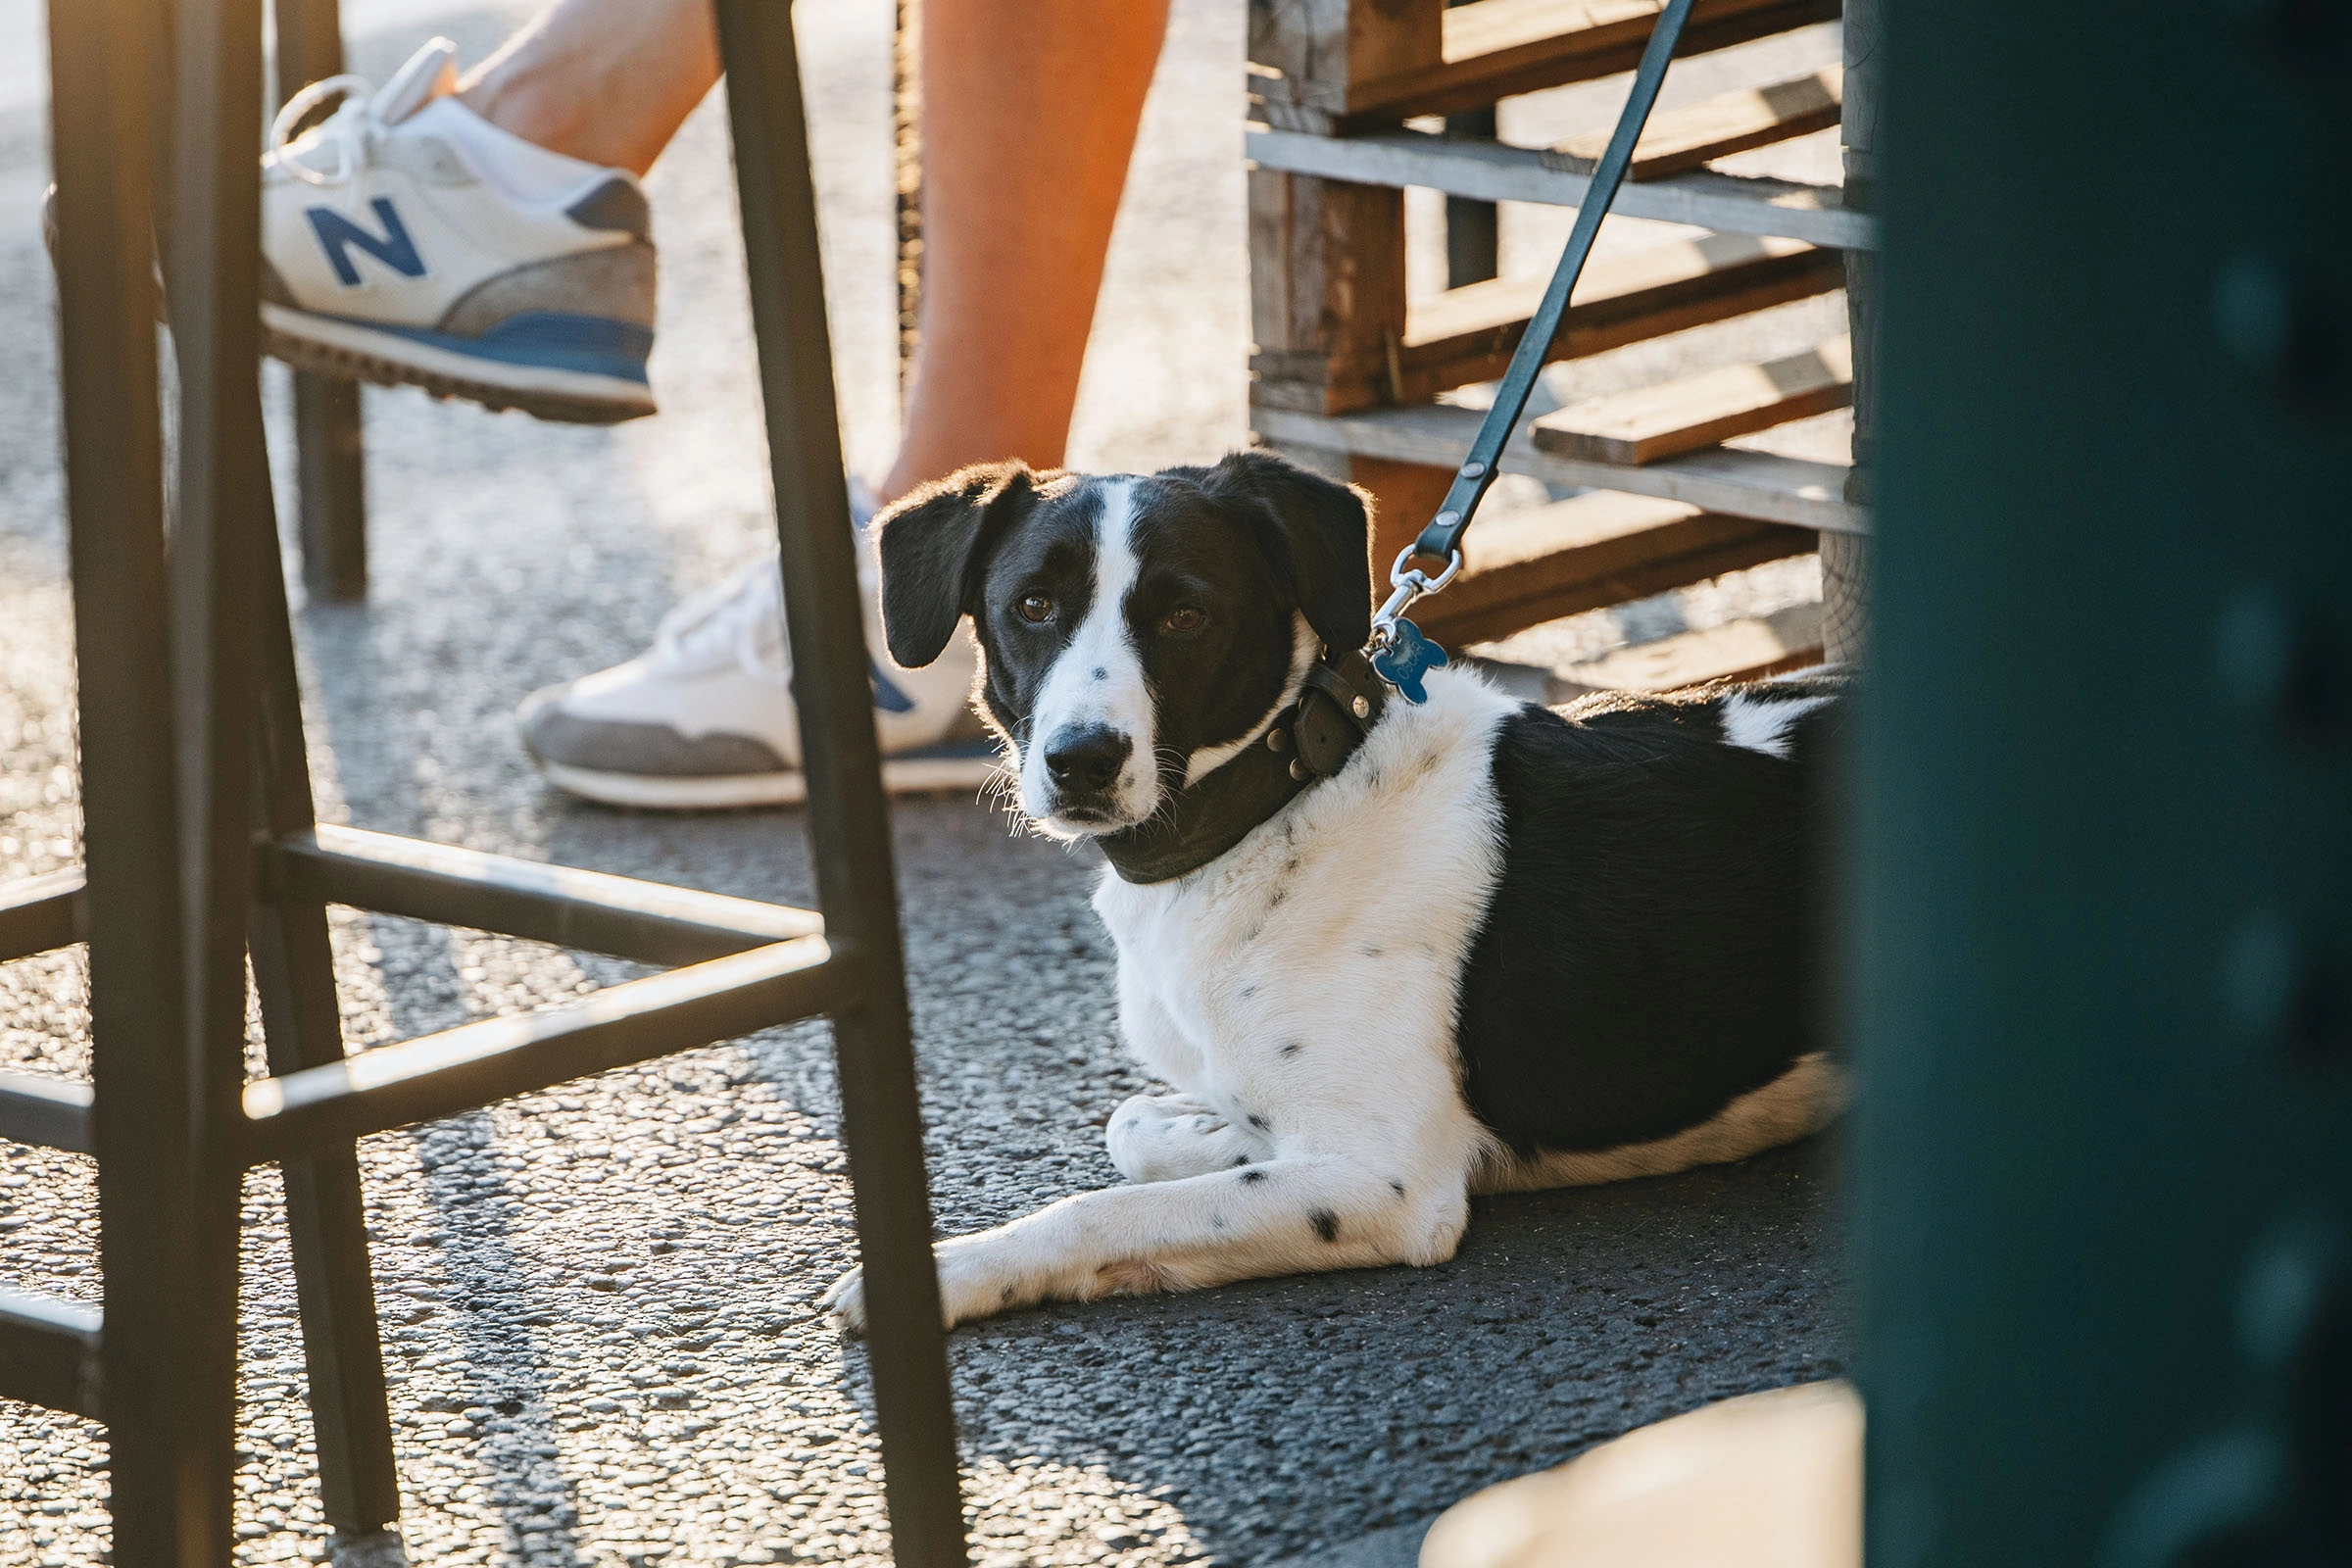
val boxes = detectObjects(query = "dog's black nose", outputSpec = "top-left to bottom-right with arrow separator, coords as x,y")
1044,724 -> 1131,795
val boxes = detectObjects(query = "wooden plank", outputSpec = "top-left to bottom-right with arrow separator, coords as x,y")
1251,399 -> 1867,532
1253,0 -> 1840,124
1550,602 -> 1825,691
1248,0 -> 1443,109
1413,490 -> 1816,646
1244,126 -> 1876,250
1408,235 -> 1839,408
1248,168 -> 1407,409
1534,334 -> 1853,465
1254,234 -> 1840,414
1554,65 -> 1841,179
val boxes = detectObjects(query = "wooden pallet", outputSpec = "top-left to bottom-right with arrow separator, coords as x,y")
1534,335 -> 1853,465
1245,0 -> 1868,655
1250,0 -> 1843,130
1553,65 -> 1842,179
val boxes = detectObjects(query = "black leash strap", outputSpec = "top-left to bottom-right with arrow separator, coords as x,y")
1409,0 -> 1696,564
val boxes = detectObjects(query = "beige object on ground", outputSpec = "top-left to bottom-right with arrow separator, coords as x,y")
1420,1381 -> 1862,1568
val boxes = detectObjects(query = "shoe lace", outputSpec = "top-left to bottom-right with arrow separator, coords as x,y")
269,74 -> 384,203
648,557 -> 794,686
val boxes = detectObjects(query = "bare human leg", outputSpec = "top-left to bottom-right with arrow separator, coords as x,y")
455,0 -> 1169,495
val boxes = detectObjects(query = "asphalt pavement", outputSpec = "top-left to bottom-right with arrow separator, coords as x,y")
0,1 -> 1849,1562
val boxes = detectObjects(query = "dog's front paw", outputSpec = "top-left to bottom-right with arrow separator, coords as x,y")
818,1266 -> 868,1336
1107,1093 -> 1263,1183
817,1235 -> 1039,1336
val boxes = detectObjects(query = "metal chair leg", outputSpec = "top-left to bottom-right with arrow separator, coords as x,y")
251,536 -> 405,1544
20,4 -> 966,1564
714,4 -> 968,1562
272,0 -> 368,603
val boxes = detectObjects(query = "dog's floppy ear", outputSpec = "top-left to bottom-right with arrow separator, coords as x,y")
873,461 -> 1039,667
1192,449 -> 1373,653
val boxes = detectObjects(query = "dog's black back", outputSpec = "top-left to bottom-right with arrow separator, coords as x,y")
1458,678 -> 1843,1155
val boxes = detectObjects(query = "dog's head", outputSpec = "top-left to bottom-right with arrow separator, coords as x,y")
874,451 -> 1371,836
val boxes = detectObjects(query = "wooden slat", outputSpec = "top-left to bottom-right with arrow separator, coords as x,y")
1413,490 -> 1816,646
1554,65 -> 1842,179
1244,127 -> 1875,250
1254,0 -> 1840,124
1254,233 -> 1842,414
1535,335 -> 1853,465
1253,393 -> 1866,533
1550,602 -> 1826,691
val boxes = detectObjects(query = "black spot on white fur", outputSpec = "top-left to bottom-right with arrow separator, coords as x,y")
1239,1169 -> 1266,1185
1309,1210 -> 1340,1244
1248,1113 -> 1270,1132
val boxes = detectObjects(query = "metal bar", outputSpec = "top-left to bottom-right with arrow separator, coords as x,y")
45,0 -> 226,1555
0,1072 -> 95,1153
1417,0 -> 1695,564
271,0 -> 368,601
248,496 -> 404,1538
0,1288 -> 104,1420
274,824 -> 824,966
159,0 -> 273,1556
1244,127 -> 1877,251
290,377 -> 368,601
1441,0 -> 1497,290
239,936 -> 840,1163
0,870 -> 85,960
712,5 -> 966,1562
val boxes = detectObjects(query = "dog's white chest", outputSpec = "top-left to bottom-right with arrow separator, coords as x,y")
1092,670 -> 1519,1143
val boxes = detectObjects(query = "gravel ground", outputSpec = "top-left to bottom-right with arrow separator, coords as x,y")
0,1 -> 1848,1563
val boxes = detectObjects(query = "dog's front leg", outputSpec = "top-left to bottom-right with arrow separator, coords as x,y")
820,1155 -> 1468,1332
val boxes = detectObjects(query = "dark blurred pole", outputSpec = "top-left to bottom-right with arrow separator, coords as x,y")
713,4 -> 968,1564
1443,0 -> 1497,289
272,0 -> 368,601
1443,112 -> 1499,289
1857,0 -> 2351,1562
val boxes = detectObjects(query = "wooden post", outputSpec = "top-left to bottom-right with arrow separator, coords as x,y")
1823,0 -> 1878,664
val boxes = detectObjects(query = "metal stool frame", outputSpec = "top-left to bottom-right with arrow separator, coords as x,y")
0,1 -> 969,1563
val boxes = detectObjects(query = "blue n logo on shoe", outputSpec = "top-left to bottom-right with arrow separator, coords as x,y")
307,198 -> 427,286
868,657 -> 917,714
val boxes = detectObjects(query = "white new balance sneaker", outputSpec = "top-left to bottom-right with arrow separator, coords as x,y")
517,492 -> 998,808
261,38 -> 657,423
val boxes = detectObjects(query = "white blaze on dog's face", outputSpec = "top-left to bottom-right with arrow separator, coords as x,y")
870,453 -> 1374,837
1009,478 -> 1159,826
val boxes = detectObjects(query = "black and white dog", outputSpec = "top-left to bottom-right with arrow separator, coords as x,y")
820,451 -> 1844,1331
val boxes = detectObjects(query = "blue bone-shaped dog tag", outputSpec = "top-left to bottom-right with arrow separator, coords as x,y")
1370,617 -> 1448,705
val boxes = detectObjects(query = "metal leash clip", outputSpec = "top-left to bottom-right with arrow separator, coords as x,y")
1368,544 -> 1461,651
1365,545 -> 1461,705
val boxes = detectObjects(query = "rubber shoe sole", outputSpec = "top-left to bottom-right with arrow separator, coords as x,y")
263,301 -> 656,424
535,745 -> 1006,810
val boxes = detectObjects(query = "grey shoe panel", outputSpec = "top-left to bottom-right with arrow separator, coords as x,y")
437,242 -> 657,337
518,688 -> 787,778
565,177 -> 652,242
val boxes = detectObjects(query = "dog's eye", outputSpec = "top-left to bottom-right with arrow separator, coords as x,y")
1016,593 -> 1054,624
1159,606 -> 1206,635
